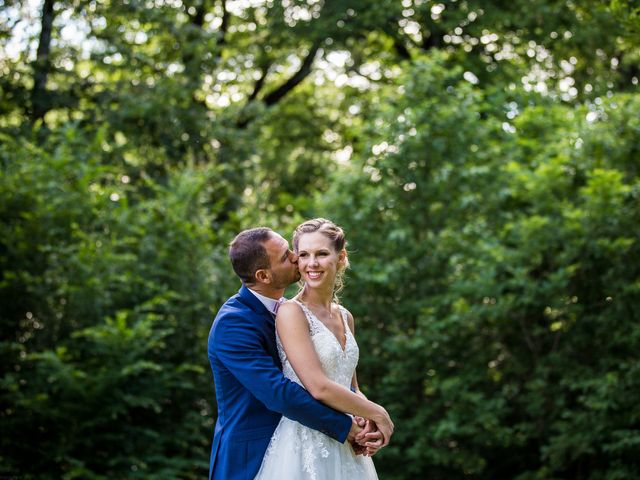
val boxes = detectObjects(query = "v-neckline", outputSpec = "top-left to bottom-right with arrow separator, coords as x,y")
296,300 -> 348,353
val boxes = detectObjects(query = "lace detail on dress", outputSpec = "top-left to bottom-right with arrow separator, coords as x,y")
257,301 -> 377,480
276,301 -> 359,390
263,420 -> 331,480
295,301 -> 325,337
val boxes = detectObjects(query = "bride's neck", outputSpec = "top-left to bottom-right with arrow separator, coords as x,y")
298,285 -> 333,309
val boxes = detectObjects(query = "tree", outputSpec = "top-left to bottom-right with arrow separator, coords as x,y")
1,1 -> 638,478
320,54 -> 640,479
0,126 -> 233,478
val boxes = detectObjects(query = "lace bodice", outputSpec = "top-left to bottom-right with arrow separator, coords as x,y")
257,301 -> 378,480
276,301 -> 359,390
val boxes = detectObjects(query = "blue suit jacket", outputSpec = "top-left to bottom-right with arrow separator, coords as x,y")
207,285 -> 352,480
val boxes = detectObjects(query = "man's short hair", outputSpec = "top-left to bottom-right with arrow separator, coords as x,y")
229,227 -> 273,285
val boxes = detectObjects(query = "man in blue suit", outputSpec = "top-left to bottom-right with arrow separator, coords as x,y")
208,227 -> 362,480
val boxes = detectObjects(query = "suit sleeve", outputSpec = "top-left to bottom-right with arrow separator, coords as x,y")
211,313 -> 352,443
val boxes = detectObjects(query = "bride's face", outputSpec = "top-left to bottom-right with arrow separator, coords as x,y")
296,231 -> 346,289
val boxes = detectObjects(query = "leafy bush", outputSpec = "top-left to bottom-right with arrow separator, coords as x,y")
322,57 -> 640,480
0,125 -> 233,478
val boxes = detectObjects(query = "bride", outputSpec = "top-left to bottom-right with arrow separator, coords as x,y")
254,218 -> 393,480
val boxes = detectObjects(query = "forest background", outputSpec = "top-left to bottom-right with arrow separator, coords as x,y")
1,0 -> 639,478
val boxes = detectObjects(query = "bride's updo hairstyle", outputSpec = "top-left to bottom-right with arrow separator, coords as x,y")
293,218 -> 349,301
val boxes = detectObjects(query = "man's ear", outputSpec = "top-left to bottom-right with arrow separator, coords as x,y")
255,268 -> 272,284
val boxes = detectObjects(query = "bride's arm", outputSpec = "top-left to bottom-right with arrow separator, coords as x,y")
344,309 -> 385,455
345,310 -> 366,397
276,302 -> 394,445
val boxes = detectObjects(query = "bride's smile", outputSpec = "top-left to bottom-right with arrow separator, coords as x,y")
296,231 -> 346,290
306,271 -> 323,280
255,218 -> 386,479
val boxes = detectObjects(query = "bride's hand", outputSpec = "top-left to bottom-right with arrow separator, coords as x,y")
354,419 -> 384,456
370,407 -> 394,447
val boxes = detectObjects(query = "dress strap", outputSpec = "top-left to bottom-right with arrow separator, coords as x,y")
337,305 -> 351,333
291,299 -> 322,336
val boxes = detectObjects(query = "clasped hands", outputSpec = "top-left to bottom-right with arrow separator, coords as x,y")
347,416 -> 391,457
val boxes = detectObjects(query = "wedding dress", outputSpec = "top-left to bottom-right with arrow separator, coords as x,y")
254,300 -> 379,480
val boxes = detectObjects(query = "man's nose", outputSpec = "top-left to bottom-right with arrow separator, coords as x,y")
289,251 -> 298,262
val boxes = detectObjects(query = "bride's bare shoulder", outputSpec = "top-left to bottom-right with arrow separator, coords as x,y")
276,300 -> 306,322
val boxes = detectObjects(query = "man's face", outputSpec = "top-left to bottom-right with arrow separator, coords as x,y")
263,233 -> 300,289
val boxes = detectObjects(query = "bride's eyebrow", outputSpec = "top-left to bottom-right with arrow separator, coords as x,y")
299,248 -> 329,254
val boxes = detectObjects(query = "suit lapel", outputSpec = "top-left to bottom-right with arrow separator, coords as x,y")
237,284 -> 273,319
237,285 -> 281,365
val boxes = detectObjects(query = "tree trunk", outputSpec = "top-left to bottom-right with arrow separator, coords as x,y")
31,0 -> 56,124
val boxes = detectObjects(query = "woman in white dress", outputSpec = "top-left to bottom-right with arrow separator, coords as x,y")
254,218 -> 393,480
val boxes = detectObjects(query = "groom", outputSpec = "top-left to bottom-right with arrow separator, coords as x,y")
207,227 -> 378,480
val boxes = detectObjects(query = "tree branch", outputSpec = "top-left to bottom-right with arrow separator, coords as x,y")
393,36 -> 412,60
235,64 -> 271,129
218,0 -> 229,47
421,30 -> 444,50
31,0 -> 56,123
208,0 -> 228,71
262,40 -> 322,107
248,64 -> 270,102
192,1 -> 207,27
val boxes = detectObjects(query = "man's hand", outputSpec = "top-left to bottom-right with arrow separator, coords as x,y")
349,417 -> 385,456
347,417 -> 369,455
347,417 -> 363,445
356,417 -> 384,456
346,416 -> 365,455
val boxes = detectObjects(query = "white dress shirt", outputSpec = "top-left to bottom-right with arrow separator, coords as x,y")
247,288 -> 285,316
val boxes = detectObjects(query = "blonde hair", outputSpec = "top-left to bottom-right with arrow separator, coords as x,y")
293,218 -> 349,301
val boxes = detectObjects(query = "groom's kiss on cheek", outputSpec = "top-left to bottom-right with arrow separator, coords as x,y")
209,223 -> 386,480
263,233 -> 300,290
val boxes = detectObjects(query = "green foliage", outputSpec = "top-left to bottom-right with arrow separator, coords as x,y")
323,56 -> 640,479
0,127 -> 232,478
1,1 -> 639,478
